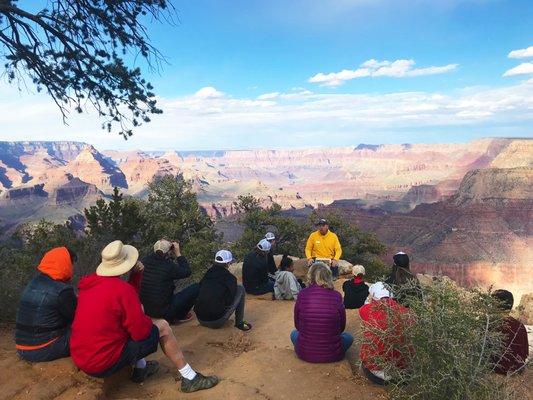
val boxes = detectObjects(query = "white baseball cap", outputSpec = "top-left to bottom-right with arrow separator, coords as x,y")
265,232 -> 276,241
352,264 -> 366,276
154,239 -> 172,254
257,239 -> 272,252
215,250 -> 233,264
368,281 -> 392,300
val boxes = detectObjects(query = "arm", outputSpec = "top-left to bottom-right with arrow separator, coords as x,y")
128,269 -> 143,293
294,297 -> 301,330
333,234 -> 342,260
169,256 -> 192,279
305,234 -> 314,259
121,285 -> 153,341
289,273 -> 301,299
57,287 -> 77,324
338,295 -> 346,333
267,252 -> 277,275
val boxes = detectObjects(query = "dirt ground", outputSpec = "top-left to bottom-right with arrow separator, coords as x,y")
1,283 -> 531,400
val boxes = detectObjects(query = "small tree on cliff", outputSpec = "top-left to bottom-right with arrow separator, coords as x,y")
0,0 -> 172,137
85,187 -> 145,244
141,175 -> 221,277
231,195 -> 308,260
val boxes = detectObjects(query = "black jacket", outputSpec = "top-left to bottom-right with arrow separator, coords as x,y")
242,250 -> 270,293
267,250 -> 278,276
194,264 -> 237,321
342,279 -> 369,309
15,272 -> 77,346
140,253 -> 191,318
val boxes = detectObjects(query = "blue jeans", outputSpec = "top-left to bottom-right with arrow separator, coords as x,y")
92,325 -> 160,378
246,279 -> 275,295
290,330 -> 353,354
17,330 -> 70,362
166,283 -> 200,322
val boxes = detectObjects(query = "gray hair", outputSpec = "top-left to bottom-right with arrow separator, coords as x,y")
308,262 -> 334,290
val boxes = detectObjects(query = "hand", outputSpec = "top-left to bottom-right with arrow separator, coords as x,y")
331,259 -> 339,267
133,261 -> 144,272
307,258 -> 314,266
172,241 -> 181,257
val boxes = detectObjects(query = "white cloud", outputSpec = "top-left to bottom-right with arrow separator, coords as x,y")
194,86 -> 225,99
257,92 -> 280,100
1,80 -> 532,150
508,46 -> 533,59
309,59 -> 458,87
503,62 -> 533,77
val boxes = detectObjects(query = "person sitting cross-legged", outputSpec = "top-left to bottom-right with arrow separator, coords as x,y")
70,240 -> 218,393
274,254 -> 304,300
194,250 -> 252,331
342,264 -> 369,309
15,247 -> 78,362
291,262 -> 353,363
140,239 -> 199,323
242,239 -> 275,295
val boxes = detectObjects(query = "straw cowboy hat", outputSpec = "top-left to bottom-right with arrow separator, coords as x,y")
96,240 -> 139,277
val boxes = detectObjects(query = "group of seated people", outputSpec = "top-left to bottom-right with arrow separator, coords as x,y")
13,228 -> 529,393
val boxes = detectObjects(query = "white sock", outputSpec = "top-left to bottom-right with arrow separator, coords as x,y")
135,358 -> 147,369
178,363 -> 197,380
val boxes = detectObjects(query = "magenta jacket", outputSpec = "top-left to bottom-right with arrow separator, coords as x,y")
293,284 -> 346,363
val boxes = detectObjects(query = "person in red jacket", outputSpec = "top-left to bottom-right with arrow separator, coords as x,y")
359,282 -> 411,385
70,240 -> 218,393
490,289 -> 529,375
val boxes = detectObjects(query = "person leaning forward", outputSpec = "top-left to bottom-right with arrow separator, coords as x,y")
305,219 -> 342,278
70,240 -> 218,393
140,239 -> 199,323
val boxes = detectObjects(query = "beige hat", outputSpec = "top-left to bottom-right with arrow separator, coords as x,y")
352,264 -> 365,276
154,239 -> 172,254
96,240 -> 139,277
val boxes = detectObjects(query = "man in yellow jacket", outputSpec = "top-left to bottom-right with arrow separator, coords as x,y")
305,219 -> 342,279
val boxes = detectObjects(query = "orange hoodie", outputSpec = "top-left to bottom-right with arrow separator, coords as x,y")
37,247 -> 73,282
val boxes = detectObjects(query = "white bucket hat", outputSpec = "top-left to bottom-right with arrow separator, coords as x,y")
96,240 -> 139,277
368,281 -> 392,300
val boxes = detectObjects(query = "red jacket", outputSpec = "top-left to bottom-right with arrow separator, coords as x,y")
359,298 -> 411,371
491,316 -> 529,375
70,273 -> 153,375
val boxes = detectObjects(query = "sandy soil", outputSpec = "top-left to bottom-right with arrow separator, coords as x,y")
1,283 -> 531,400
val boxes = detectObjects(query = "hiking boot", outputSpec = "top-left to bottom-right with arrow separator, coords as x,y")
181,372 -> 219,393
131,360 -> 159,383
178,312 -> 194,323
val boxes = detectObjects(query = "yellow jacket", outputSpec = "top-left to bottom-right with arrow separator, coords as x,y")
305,230 -> 342,260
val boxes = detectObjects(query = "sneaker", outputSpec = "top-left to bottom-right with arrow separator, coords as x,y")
131,360 -> 159,383
235,321 -> 252,332
178,312 -> 194,323
181,372 -> 219,393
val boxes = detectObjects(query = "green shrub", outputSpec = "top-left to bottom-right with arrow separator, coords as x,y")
359,280 -> 526,400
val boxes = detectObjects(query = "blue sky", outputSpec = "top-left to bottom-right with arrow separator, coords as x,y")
0,0 -> 532,150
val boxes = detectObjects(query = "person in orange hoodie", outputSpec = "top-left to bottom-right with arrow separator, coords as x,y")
15,247 -> 78,362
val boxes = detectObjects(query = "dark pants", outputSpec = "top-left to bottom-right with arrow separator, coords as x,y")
199,285 -> 246,329
246,279 -> 275,295
290,330 -> 353,355
17,330 -> 70,363
361,364 -> 389,386
166,283 -> 200,322
92,325 -> 160,378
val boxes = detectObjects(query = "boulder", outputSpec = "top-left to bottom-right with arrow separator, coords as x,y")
518,293 -> 533,325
